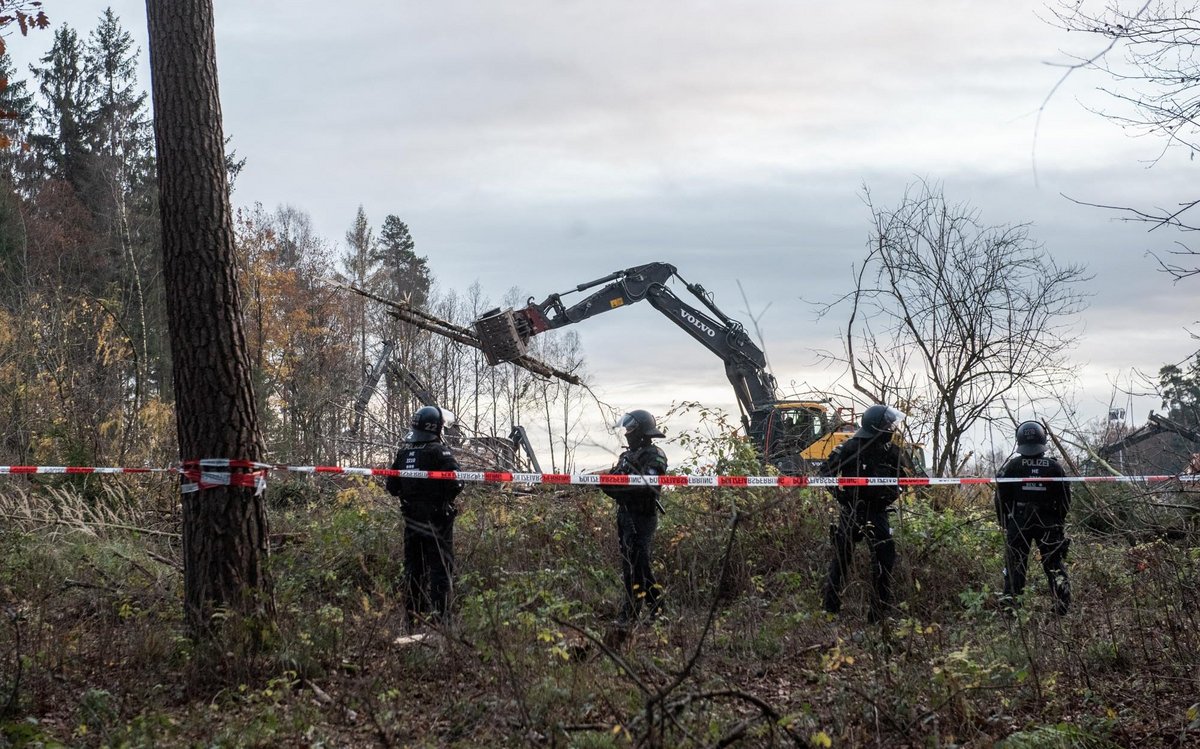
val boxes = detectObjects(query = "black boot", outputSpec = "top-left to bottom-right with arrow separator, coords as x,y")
1051,575 -> 1071,616
822,582 -> 841,615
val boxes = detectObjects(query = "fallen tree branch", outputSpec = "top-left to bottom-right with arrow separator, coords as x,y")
330,280 -> 582,385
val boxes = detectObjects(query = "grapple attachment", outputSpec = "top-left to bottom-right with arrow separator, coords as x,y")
473,308 -> 528,365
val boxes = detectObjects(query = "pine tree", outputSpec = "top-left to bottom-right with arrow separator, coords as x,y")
147,0 -> 273,638
370,215 -> 431,432
371,214 -> 431,307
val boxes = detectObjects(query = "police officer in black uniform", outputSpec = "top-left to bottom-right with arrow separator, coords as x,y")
386,406 -> 464,627
601,409 -> 669,625
821,404 -> 916,622
995,421 -> 1072,615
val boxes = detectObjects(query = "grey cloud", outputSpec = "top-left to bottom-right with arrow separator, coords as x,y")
34,0 -> 1200,442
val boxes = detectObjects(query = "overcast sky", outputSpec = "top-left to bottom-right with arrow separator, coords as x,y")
30,1 -> 1200,466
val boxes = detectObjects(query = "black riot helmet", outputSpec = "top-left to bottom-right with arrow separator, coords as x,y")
615,409 -> 665,445
407,405 -> 457,443
1015,420 -> 1048,456
854,404 -> 905,439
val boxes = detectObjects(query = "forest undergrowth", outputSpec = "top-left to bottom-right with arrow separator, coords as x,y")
1,476 -> 1199,748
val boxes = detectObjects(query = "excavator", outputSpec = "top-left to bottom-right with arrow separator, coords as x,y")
472,261 -> 856,473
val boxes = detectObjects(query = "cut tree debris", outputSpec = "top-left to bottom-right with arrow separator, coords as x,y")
333,281 -> 583,385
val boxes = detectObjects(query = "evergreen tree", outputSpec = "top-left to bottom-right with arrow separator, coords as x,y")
147,0 -> 273,637
342,205 -> 376,288
0,50 -> 34,167
341,206 -> 378,437
370,215 -> 431,432
29,25 -> 97,189
86,8 -> 154,201
70,9 -> 165,403
0,51 -> 34,293
1159,353 -> 1200,427
371,214 -> 430,307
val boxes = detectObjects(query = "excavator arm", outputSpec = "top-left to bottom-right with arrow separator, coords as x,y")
641,285 -> 778,419
521,262 -> 677,332
348,340 -> 398,439
475,261 -> 779,418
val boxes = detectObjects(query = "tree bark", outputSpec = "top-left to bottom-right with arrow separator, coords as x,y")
145,0 -> 273,635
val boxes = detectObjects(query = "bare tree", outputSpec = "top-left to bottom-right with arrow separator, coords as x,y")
145,0 -> 273,636
1047,0 -> 1200,281
526,329 -> 589,472
822,181 -> 1091,475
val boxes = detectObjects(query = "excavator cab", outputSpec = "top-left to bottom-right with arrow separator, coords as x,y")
755,402 -> 855,474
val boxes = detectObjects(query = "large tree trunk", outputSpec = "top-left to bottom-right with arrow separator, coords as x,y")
145,0 -> 273,635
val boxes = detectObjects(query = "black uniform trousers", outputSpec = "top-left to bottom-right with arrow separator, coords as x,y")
617,504 -> 659,622
1003,503 -> 1070,613
823,501 -> 896,618
402,502 -> 456,624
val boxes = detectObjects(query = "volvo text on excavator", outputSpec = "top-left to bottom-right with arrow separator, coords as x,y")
472,261 -> 856,473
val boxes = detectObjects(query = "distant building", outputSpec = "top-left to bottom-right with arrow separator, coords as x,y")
1092,413 -> 1200,477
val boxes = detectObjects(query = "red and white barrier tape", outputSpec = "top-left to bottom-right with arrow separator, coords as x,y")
265,466 -> 1200,487
2,462 -> 1197,491
0,466 -> 163,475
